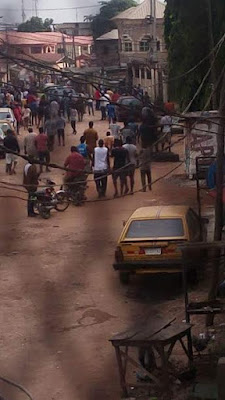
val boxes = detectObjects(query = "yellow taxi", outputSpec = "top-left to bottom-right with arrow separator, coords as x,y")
113,206 -> 205,283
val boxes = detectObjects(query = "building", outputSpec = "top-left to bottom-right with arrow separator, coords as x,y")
112,0 -> 167,102
53,22 -> 92,37
0,31 -> 93,82
95,29 -> 119,67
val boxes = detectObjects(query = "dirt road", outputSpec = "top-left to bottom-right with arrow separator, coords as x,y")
0,112 -> 212,399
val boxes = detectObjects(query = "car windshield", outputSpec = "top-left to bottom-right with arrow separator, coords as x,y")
120,98 -> 141,106
0,112 -> 10,119
125,218 -> 185,239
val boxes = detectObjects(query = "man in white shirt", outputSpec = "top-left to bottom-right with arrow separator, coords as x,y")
160,114 -> 172,151
109,118 -> 121,139
100,93 -> 110,121
93,139 -> 110,198
123,136 -> 137,194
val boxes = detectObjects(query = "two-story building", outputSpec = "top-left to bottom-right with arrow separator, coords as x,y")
0,31 -> 93,82
112,0 -> 167,102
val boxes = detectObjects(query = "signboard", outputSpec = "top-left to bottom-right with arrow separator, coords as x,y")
184,115 -> 218,178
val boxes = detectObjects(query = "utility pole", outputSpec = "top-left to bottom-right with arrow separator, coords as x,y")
207,0 -> 217,110
207,69 -> 225,326
34,0 -> 38,17
72,31 -> 77,68
21,0 -> 26,23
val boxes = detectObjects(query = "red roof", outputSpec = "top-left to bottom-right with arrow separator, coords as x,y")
0,31 -> 93,46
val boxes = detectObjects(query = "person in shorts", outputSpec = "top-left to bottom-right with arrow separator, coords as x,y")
111,139 -> 129,197
123,136 -> 137,194
35,127 -> 50,173
3,129 -> 20,174
56,112 -> 66,146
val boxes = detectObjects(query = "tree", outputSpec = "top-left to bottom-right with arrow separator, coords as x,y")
87,0 -> 137,39
164,0 -> 225,111
18,17 -> 53,32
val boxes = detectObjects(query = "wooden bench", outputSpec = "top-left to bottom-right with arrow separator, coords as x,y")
110,318 -> 193,398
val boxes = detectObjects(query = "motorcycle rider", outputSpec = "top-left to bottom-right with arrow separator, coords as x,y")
23,156 -> 40,217
64,146 -> 86,198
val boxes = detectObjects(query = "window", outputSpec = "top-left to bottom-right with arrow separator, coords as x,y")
139,40 -> 150,52
146,69 -> 151,80
31,47 -> 42,54
123,41 -> 132,52
141,68 -> 145,79
157,40 -> 161,51
82,45 -> 88,51
135,68 -> 139,78
57,47 -> 64,54
125,219 -> 185,239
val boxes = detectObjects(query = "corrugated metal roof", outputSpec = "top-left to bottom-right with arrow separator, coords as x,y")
0,31 -> 93,46
112,0 -> 165,20
96,29 -> 119,41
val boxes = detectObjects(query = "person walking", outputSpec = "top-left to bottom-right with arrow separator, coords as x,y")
83,121 -> 98,155
120,121 -> 133,144
56,112 -> 66,146
111,139 -> 129,197
35,127 -> 50,173
94,89 -> 101,110
100,93 -> 109,120
3,129 -> 20,175
109,118 -> 121,139
13,103 -> 22,135
107,103 -> 115,125
23,157 -> 40,217
22,104 -> 31,130
24,127 -> 37,158
44,118 -> 55,152
123,136 -> 137,194
160,114 -> 172,152
70,104 -> 77,134
93,139 -> 110,198
87,95 -> 94,116
104,131 -> 114,155
50,99 -> 59,119
139,148 -> 152,192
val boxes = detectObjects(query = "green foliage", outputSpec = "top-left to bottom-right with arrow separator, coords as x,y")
18,17 -> 53,32
164,0 -> 225,111
88,0 -> 137,39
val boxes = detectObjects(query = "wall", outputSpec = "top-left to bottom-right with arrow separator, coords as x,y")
95,39 -> 120,67
115,18 -> 167,101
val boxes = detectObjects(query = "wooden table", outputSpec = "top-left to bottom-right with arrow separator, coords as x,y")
110,318 -> 193,398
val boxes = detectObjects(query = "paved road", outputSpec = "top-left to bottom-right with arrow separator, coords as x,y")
0,112 -> 212,399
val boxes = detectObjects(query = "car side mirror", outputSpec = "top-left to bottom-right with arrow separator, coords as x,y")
123,220 -> 126,227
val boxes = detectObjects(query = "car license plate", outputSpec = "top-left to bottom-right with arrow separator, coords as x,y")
145,248 -> 161,255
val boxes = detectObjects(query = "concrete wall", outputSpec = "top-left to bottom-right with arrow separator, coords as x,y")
95,39 -> 120,67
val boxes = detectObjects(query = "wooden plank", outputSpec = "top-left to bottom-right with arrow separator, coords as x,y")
131,318 -> 176,342
150,324 -> 192,344
110,317 -> 171,343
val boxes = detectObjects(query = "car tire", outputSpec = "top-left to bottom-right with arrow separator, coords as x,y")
119,272 -> 130,284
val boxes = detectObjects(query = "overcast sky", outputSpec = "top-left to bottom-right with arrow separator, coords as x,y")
1,0 -> 101,24
1,0 -> 164,25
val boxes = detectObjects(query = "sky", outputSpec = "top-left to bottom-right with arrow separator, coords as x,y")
1,0 -> 164,25
0,0 -> 101,24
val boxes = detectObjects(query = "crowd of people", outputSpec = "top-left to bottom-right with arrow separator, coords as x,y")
0,84 -> 173,216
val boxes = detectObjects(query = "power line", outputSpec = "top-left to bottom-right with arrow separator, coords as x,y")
0,5 -> 100,11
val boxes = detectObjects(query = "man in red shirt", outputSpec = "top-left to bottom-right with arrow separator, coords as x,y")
64,146 -> 85,184
94,89 -> 101,111
35,127 -> 50,173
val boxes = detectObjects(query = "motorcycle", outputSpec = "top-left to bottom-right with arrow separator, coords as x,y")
31,179 -> 70,219
61,177 -> 87,207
